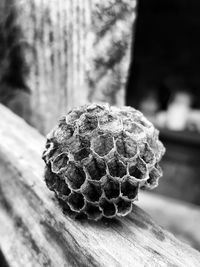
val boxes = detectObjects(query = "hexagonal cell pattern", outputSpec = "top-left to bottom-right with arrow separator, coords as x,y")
140,143 -> 155,166
82,181 -> 102,202
144,164 -> 163,189
128,161 -> 146,180
121,178 -> 138,200
55,179 -> 71,200
64,163 -> 86,190
116,197 -> 132,216
107,157 -> 126,178
83,202 -> 102,220
85,157 -> 106,181
92,133 -> 114,157
99,113 -> 122,132
43,103 -> 165,220
51,153 -> 69,173
116,134 -> 138,159
102,175 -> 120,200
68,192 -> 85,212
54,122 -> 75,143
69,135 -> 91,161
123,120 -> 143,135
78,114 -> 98,134
74,147 -> 90,161
99,198 -> 116,218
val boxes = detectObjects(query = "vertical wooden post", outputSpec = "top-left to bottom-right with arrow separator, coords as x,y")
88,0 -> 137,106
16,0 -> 92,133
0,0 -> 137,134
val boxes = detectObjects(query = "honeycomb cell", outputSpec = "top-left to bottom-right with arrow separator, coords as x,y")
54,123 -> 75,143
68,192 -> 85,211
64,162 -> 86,189
98,113 -> 122,132
44,166 -> 58,190
121,178 -> 138,200
99,198 -> 116,218
78,114 -> 98,134
145,164 -> 163,189
137,157 -> 147,174
102,176 -> 120,200
69,136 -> 85,153
57,198 -> 75,216
85,157 -> 106,181
140,143 -> 155,165
129,163 -> 144,180
123,120 -> 143,135
69,135 -> 90,158
116,135 -> 137,159
92,133 -> 114,157
74,148 -> 90,161
84,202 -> 102,220
42,141 -> 55,163
51,153 -> 69,173
55,179 -> 71,200
107,157 -> 126,178
82,181 -> 102,202
116,197 -> 132,216
63,136 -> 76,152
79,135 -> 91,147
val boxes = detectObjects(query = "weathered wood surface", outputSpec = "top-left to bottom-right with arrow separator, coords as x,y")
139,192 -> 200,251
0,104 -> 200,267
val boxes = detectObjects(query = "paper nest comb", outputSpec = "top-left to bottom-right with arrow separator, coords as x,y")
42,103 -> 165,220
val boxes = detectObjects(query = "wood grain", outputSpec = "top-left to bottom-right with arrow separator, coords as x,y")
0,104 -> 200,267
1,0 -> 136,134
139,191 -> 200,251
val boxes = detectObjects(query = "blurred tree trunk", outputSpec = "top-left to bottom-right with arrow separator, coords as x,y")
0,0 -> 136,134
88,0 -> 137,106
16,0 -> 93,133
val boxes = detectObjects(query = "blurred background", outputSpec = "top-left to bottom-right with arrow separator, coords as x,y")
0,0 -> 200,253
127,0 -> 200,206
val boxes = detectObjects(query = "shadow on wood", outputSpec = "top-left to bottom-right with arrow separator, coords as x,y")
139,191 -> 200,252
0,104 -> 200,267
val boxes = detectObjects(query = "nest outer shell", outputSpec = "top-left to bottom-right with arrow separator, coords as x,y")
42,103 -> 165,220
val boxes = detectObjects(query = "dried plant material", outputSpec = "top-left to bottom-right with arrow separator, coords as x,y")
42,103 -> 165,220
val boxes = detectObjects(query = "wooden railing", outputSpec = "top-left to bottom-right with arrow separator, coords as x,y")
0,104 -> 200,266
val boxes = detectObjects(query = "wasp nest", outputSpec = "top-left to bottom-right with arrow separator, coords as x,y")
42,103 -> 165,220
